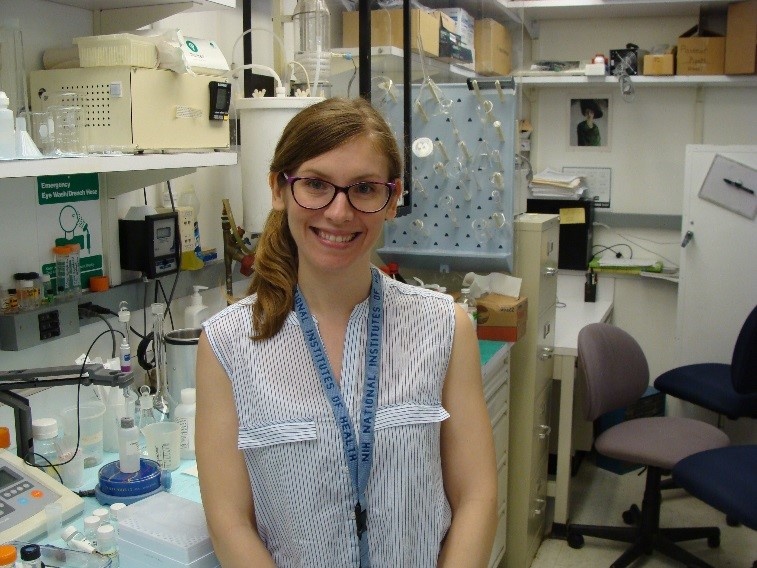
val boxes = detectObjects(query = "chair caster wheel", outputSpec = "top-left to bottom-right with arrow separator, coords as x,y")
567,531 -> 584,549
707,534 -> 720,548
622,504 -> 640,525
726,514 -> 740,527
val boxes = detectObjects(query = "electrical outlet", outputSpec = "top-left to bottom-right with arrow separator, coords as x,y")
0,300 -> 79,351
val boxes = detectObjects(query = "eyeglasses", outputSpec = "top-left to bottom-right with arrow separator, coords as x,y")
283,173 -> 395,214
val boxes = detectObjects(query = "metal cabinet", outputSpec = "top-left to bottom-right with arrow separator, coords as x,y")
505,213 -> 559,568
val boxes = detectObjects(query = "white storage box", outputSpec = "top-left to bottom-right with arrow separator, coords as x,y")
117,492 -> 219,567
30,67 -> 229,153
74,34 -> 158,68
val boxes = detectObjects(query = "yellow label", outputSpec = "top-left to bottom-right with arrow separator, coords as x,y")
559,207 -> 586,225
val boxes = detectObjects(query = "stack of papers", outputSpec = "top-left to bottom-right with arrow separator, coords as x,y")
529,168 -> 587,199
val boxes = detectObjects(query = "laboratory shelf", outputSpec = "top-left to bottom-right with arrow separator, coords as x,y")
0,151 -> 237,180
46,0 -> 234,11
514,75 -> 757,88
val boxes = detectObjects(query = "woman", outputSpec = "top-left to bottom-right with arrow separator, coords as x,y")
196,97 -> 497,567
576,98 -> 603,146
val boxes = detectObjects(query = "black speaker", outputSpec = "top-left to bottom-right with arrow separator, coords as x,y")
527,199 -> 595,270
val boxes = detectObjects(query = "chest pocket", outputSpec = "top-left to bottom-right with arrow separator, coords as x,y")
238,419 -> 317,449
374,404 -> 450,430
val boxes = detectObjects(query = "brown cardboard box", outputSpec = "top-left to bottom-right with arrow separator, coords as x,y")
643,49 -> 676,75
342,9 -> 439,58
474,19 -> 512,76
475,293 -> 527,342
677,25 -> 726,75
725,0 -> 757,74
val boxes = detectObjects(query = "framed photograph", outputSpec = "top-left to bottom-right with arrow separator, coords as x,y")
568,95 -> 611,150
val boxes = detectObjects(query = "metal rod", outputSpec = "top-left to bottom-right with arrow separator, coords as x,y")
401,0 -> 412,217
359,0 -> 371,98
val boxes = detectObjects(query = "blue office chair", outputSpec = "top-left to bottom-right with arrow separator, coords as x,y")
654,304 -> 757,421
566,323 -> 730,568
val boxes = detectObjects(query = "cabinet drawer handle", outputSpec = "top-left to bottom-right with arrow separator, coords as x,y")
539,346 -> 553,360
533,498 -> 547,516
543,266 -> 558,277
537,424 -> 551,439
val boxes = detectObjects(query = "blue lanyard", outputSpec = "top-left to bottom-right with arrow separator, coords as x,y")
294,268 -> 383,568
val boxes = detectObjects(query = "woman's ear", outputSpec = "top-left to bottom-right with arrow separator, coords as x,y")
270,172 -> 286,211
384,179 -> 402,220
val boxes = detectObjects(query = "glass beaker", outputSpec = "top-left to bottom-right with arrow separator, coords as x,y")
50,105 -> 87,156
26,111 -> 54,155
292,0 -> 331,96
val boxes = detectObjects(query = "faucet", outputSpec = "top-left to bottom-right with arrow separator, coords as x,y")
222,199 -> 256,300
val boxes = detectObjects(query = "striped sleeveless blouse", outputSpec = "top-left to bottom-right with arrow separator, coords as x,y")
202,272 -> 456,567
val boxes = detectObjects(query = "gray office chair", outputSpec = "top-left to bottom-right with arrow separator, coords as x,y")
566,323 -> 731,568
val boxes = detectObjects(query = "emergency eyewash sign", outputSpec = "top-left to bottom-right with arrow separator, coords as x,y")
37,173 -> 104,289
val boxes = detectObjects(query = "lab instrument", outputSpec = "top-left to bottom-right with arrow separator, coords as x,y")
118,212 -> 180,279
0,448 -> 83,544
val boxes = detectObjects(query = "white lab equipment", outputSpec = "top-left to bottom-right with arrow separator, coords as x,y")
0,91 -> 15,159
165,328 -> 202,416
30,418 -> 60,476
236,96 -> 323,235
174,388 -> 196,461
118,417 -> 141,474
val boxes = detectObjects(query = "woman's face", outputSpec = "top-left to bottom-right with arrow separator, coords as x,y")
271,135 -> 400,277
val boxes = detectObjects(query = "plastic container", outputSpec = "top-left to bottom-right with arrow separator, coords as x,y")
40,273 -> 54,303
61,400 -> 106,468
96,524 -> 119,565
118,416 -> 140,473
52,245 -> 71,297
292,0 -> 331,94
0,91 -> 15,159
83,515 -> 101,548
19,543 -> 42,568
184,285 -> 209,328
174,388 -> 196,460
458,288 -> 478,330
61,526 -> 96,553
74,34 -> 158,69
31,418 -> 60,476
0,544 -> 16,568
67,243 -> 82,296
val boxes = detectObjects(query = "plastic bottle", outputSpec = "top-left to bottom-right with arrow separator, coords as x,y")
0,544 -> 16,568
118,416 -> 141,473
96,524 -> 119,567
458,288 -> 478,331
0,91 -> 15,160
40,273 -> 54,303
31,418 -> 60,476
109,502 -> 127,535
61,526 -> 96,553
118,305 -> 132,372
67,243 -> 82,296
83,515 -> 101,549
174,388 -> 196,460
292,0 -> 331,95
19,544 -> 41,568
52,245 -> 71,297
184,285 -> 209,328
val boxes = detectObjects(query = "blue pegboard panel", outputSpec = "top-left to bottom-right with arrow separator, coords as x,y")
376,81 -> 517,273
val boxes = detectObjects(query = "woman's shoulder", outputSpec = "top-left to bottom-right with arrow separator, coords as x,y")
203,294 -> 256,333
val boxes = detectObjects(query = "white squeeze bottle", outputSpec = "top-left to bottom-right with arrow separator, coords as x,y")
184,285 -> 208,328
117,416 -> 140,473
174,388 -> 196,460
0,91 -> 15,160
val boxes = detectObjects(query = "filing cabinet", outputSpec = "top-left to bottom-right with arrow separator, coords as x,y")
504,214 -> 559,568
482,343 -> 511,568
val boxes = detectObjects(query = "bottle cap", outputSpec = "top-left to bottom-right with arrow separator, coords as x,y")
61,525 -> 80,542
84,515 -> 100,530
0,426 -> 10,449
121,416 -> 135,428
181,388 -> 197,404
0,544 -> 16,563
20,544 -> 41,561
110,502 -> 127,519
31,417 -> 58,439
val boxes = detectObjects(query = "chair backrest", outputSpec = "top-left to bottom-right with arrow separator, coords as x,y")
731,304 -> 757,395
577,323 -> 650,421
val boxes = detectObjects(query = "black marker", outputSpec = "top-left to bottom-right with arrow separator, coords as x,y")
723,178 -> 755,195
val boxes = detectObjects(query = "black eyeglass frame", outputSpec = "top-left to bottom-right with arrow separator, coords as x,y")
282,173 -> 397,214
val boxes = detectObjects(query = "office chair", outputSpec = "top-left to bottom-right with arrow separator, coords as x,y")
654,304 -> 757,421
566,323 -> 730,568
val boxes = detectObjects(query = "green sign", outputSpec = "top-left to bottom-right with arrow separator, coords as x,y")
38,173 -> 100,204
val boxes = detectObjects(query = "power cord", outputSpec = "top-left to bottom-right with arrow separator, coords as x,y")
592,243 -> 634,260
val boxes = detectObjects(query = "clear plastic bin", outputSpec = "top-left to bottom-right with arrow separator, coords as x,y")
74,34 -> 157,69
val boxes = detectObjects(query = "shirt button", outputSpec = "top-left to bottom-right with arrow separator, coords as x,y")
349,509 -> 356,520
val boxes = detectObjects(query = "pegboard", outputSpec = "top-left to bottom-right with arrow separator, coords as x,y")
376,82 -> 517,273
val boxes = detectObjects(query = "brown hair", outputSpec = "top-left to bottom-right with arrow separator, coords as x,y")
248,97 -> 402,340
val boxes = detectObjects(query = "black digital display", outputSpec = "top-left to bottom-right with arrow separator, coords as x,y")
209,81 -> 232,120
0,467 -> 20,490
156,226 -> 172,239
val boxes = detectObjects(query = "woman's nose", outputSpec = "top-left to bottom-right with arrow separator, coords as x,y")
324,190 -> 354,222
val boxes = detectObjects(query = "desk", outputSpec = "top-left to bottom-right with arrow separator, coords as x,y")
549,298 -> 613,535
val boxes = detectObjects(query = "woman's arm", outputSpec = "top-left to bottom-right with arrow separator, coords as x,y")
437,305 -> 498,567
195,333 -> 278,568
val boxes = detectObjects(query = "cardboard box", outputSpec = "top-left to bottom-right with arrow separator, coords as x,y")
474,19 -> 512,76
725,0 -> 757,74
475,293 -> 527,342
643,49 -> 676,75
440,7 -> 475,49
342,9 -> 439,58
677,25 -> 726,75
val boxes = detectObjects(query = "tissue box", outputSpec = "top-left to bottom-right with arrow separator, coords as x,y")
476,293 -> 528,342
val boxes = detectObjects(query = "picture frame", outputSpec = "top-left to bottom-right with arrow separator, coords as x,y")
568,95 -> 611,151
